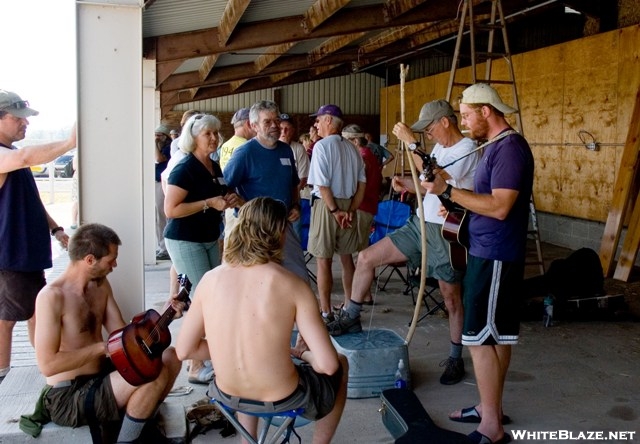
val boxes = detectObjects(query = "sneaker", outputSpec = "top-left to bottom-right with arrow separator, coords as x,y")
326,310 -> 362,336
439,357 -> 465,385
321,312 -> 335,328
156,251 -> 170,261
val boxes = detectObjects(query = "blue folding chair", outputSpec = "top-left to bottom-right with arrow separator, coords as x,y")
370,199 -> 412,291
209,399 -> 308,444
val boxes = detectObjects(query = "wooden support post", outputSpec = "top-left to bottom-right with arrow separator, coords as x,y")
614,191 -> 640,281
599,87 -> 640,277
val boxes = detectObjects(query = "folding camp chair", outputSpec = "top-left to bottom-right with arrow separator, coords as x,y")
370,198 -> 412,292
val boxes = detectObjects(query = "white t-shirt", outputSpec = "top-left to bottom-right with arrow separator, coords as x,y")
421,137 -> 479,224
308,134 -> 366,199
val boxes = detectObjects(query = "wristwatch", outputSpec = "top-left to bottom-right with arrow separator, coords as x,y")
408,141 -> 421,151
439,184 -> 453,200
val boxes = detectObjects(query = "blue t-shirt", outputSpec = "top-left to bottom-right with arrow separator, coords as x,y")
164,154 -> 225,243
0,145 -> 51,271
468,132 -> 534,262
224,138 -> 299,208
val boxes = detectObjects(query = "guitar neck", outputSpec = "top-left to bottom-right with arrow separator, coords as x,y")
156,286 -> 190,330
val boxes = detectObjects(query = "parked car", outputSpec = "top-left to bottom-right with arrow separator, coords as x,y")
30,164 -> 49,177
54,150 -> 76,178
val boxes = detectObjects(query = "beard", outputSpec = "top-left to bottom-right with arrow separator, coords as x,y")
468,118 -> 490,141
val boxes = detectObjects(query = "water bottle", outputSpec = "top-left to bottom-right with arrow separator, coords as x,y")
543,295 -> 554,327
394,359 -> 408,388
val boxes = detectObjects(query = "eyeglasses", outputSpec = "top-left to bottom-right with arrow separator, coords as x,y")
424,118 -> 441,136
1,100 -> 30,111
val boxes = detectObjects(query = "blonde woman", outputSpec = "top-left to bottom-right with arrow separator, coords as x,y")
164,113 -> 241,384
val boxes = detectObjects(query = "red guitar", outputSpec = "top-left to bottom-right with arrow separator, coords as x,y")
413,148 -> 469,271
107,275 -> 191,386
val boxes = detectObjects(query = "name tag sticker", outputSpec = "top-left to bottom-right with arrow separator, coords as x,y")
280,158 -> 292,166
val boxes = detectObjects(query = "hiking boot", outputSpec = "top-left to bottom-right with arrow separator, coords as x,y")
326,310 -> 362,336
439,357 -> 465,385
322,311 -> 335,325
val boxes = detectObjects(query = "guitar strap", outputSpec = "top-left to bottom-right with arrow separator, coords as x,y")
84,377 -> 105,444
440,129 -> 518,169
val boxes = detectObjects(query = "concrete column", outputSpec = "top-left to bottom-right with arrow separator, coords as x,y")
76,0 -> 145,320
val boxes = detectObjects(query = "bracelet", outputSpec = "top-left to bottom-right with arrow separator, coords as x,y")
329,207 -> 339,214
202,199 -> 209,213
51,226 -> 64,236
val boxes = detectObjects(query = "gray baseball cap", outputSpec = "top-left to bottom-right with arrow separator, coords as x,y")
410,99 -> 454,131
0,90 -> 39,118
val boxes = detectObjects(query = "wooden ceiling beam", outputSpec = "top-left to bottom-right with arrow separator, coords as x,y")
301,0 -> 351,34
307,32 -> 366,64
160,50 -> 361,92
157,59 -> 184,87
218,0 -> 251,46
360,23 -> 432,54
254,42 -> 297,72
229,79 -> 248,92
150,3 -> 458,63
383,0 -> 430,22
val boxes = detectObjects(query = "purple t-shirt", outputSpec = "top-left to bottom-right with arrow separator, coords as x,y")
468,132 -> 534,262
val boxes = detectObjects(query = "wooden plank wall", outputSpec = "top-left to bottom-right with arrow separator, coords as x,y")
380,24 -> 640,223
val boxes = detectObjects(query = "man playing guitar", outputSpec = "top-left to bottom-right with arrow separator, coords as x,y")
331,99 -> 480,387
33,223 -> 184,443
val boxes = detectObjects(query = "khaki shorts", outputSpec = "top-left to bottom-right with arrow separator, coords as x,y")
308,198 -> 359,258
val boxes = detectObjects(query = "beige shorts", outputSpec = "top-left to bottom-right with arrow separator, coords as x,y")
308,198 -> 359,258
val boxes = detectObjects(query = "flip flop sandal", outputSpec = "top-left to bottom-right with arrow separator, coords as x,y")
468,430 -> 512,444
449,406 -> 512,425
167,385 -> 193,397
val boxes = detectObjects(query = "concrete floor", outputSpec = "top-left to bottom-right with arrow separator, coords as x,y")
3,237 -> 639,443
145,244 -> 640,444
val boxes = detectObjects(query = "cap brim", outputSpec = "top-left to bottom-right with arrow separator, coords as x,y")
8,108 -> 39,118
410,118 -> 432,132
494,103 -> 517,114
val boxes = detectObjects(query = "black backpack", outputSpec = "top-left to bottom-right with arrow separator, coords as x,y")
544,247 -> 605,302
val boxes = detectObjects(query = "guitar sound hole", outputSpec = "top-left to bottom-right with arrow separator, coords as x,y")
137,336 -> 154,356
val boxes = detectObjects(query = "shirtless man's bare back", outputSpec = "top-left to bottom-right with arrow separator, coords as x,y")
176,197 -> 348,444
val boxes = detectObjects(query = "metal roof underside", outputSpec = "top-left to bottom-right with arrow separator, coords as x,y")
142,0 -> 621,116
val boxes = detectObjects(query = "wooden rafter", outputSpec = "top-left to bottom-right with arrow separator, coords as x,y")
270,72 -> 292,84
301,0 -> 351,34
307,32 -> 366,64
383,0 -> 430,22
218,0 -> 251,46
150,3 -> 457,63
254,42 -> 297,72
229,79 -> 248,92
314,64 -> 341,76
359,24 -> 432,54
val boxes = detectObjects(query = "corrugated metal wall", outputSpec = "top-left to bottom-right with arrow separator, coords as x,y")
172,73 -> 385,116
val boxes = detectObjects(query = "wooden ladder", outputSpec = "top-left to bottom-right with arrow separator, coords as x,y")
445,0 -> 544,274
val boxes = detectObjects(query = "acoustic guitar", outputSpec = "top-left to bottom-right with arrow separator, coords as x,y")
107,275 -> 191,386
412,148 -> 469,271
